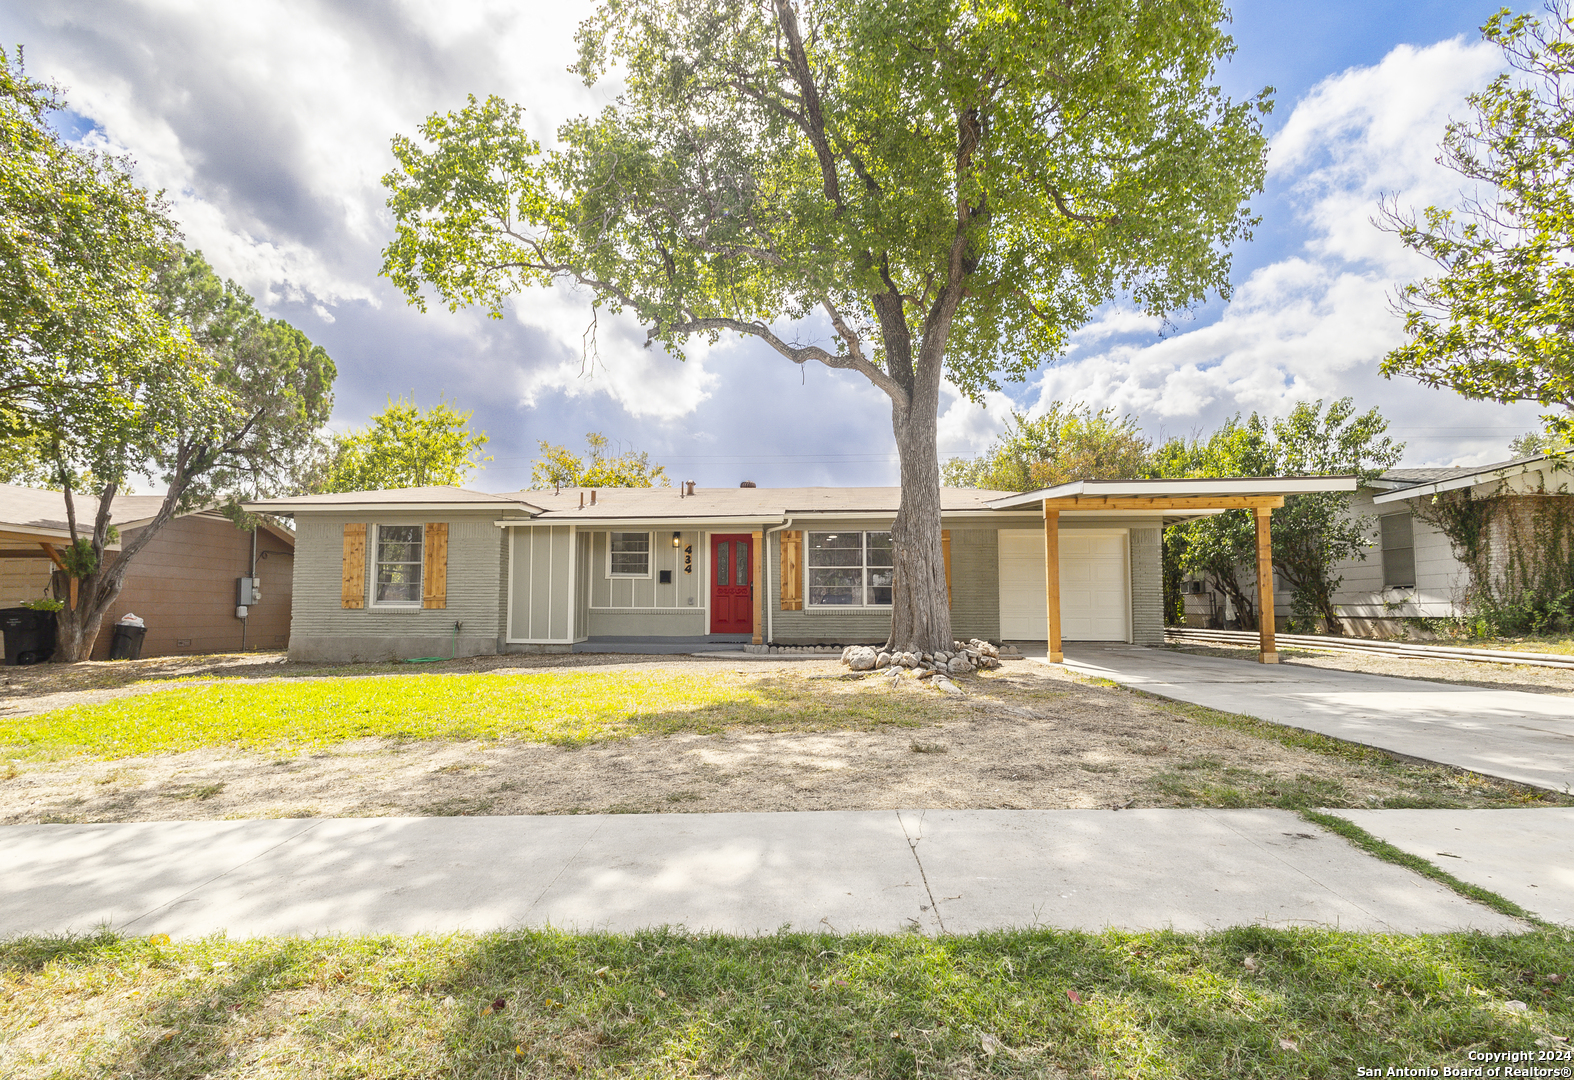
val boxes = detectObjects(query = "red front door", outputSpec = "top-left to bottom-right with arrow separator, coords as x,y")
710,533 -> 754,634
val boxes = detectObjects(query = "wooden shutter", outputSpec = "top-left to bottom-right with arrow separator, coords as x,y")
942,530 -> 952,607
423,522 -> 449,609
341,524 -> 367,609
779,530 -> 803,611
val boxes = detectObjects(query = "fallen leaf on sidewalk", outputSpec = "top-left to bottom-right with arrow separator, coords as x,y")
148,934 -> 170,945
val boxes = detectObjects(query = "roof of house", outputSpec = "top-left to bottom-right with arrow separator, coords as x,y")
246,486 -> 545,515
1372,453 -> 1565,505
987,475 -> 1360,511
499,486 -> 1020,520
0,484 -> 172,546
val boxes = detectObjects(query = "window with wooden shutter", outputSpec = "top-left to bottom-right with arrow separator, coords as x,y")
779,530 -> 803,610
423,522 -> 449,609
341,524 -> 367,609
942,530 -> 952,606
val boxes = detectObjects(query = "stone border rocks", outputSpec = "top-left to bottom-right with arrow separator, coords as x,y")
841,639 -> 1004,676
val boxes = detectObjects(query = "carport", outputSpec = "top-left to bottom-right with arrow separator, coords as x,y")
987,477 -> 1357,664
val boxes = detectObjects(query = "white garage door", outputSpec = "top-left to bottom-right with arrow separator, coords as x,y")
997,530 -> 1129,641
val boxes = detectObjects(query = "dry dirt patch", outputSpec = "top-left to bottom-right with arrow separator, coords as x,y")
1,659 -> 1556,823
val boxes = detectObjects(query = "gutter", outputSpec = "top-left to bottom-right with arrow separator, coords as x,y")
764,517 -> 796,646
494,516 -> 787,528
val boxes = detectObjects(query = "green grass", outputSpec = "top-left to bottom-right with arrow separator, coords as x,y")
2,926 -> 1569,1078
0,671 -> 938,761
1299,811 -> 1545,924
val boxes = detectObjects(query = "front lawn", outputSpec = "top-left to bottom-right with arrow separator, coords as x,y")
0,669 -> 936,759
2,663 -> 1568,824
3,926 -> 1569,1079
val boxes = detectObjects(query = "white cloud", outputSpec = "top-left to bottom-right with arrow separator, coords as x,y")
940,35 -> 1545,465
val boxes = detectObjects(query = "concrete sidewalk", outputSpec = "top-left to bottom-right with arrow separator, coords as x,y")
1331,808 -> 1574,925
0,810 -> 1520,939
1058,644 -> 1574,792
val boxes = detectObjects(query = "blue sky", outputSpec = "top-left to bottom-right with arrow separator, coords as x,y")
1,0 -> 1549,490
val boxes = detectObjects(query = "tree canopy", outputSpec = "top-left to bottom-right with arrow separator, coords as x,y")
943,404 -> 1152,491
381,0 -> 1271,651
316,397 -> 490,493
1381,2 -> 1574,437
530,432 -> 669,490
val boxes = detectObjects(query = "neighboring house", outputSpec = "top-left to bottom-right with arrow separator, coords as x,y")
0,483 -> 294,660
1179,453 -> 1571,637
246,477 -> 1349,662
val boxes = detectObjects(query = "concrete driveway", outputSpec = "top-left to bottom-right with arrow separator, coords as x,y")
1059,645 -> 1574,793
0,809 -> 1520,939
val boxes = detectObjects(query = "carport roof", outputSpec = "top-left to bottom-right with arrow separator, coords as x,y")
987,476 -> 1358,512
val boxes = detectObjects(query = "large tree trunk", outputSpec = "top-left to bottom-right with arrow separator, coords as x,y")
885,356 -> 953,654
51,568 -> 118,663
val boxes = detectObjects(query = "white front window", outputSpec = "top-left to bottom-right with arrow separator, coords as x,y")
808,531 -> 893,606
374,524 -> 423,606
609,531 -> 652,577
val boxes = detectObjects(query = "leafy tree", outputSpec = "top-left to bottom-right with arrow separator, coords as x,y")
0,47 -> 183,434
1380,3 -> 1574,439
380,0 -> 1271,652
942,405 -> 1152,491
34,247 -> 335,662
1155,414 -> 1276,629
530,432 -> 668,490
1269,399 -> 1402,634
1508,428 -> 1568,457
317,397 -> 490,492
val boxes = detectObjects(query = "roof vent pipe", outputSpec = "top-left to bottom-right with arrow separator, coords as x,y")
686,481 -> 696,496
739,480 -> 756,488
591,489 -> 597,506
579,491 -> 584,509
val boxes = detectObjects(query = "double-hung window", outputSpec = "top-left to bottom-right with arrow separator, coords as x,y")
1380,514 -> 1416,589
807,531 -> 894,607
374,524 -> 423,606
610,531 -> 652,577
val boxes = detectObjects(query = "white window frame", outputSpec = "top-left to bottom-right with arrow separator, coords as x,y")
370,523 -> 424,609
607,530 -> 654,579
806,530 -> 894,609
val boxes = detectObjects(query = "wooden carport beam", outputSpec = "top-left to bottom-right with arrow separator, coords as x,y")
1254,508 -> 1278,664
39,542 -> 76,608
1042,495 -> 1285,512
1043,504 -> 1062,663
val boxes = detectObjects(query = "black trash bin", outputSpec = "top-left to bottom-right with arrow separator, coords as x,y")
1,607 -> 57,665
109,622 -> 147,661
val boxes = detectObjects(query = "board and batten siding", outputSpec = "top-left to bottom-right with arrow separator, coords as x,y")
289,511 -> 505,661
508,525 -> 576,642
583,529 -> 707,637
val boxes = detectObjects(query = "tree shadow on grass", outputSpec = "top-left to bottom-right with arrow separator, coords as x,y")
3,925 -> 1571,1078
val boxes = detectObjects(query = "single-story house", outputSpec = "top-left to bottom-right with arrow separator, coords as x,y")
1179,452 -> 1569,636
0,483 -> 294,660
246,476 -> 1353,664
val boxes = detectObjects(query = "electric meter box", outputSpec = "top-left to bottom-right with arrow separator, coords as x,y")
237,577 -> 262,606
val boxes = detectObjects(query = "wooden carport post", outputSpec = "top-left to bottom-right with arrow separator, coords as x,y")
1043,503 -> 1062,663
1254,507 -> 1278,664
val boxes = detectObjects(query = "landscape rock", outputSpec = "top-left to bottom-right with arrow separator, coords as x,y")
933,675 -> 964,695
846,647 -> 878,671
876,652 -> 892,669
947,656 -> 971,675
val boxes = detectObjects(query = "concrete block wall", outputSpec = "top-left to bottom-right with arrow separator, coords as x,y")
289,511 -> 506,662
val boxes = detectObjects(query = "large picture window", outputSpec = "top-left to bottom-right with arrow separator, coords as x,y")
610,531 -> 652,577
374,524 -> 423,606
808,531 -> 893,606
